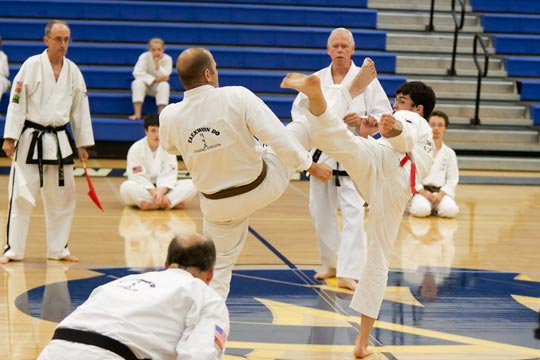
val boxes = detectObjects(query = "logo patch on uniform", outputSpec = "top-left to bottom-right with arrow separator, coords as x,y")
132,165 -> 143,174
214,325 -> 227,352
11,81 -> 23,104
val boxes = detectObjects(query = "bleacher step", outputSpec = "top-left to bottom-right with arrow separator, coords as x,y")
458,156 -> 540,171
386,33 -> 493,54
368,0 -> 472,12
377,12 -> 481,33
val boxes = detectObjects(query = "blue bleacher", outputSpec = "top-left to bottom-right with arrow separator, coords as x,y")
504,57 -> 540,77
0,0 -> 401,145
0,19 -> 386,51
0,1 -> 376,28
471,0 -> 540,15
3,43 -> 397,73
517,80 -> 540,101
531,104 -> 540,125
480,14 -> 540,35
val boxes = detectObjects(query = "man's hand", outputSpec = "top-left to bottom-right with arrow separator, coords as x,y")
307,162 -> 333,183
343,112 -> 363,128
359,115 -> 380,138
78,147 -> 89,163
2,138 -> 15,158
380,114 -> 402,138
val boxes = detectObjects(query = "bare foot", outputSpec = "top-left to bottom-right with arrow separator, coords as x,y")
140,200 -> 160,210
0,255 -> 13,264
58,255 -> 79,263
337,277 -> 358,291
349,58 -> 377,99
128,114 -> 141,121
314,267 -> 336,280
280,73 -> 321,98
354,341 -> 373,358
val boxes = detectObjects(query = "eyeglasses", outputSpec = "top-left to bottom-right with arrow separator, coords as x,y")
47,36 -> 72,44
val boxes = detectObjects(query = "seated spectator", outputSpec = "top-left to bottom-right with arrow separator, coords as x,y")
129,37 -> 172,120
409,110 -> 459,218
120,114 -> 197,210
0,36 -> 11,103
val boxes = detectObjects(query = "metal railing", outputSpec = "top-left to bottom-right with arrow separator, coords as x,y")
471,34 -> 490,126
447,0 -> 466,76
426,0 -> 436,31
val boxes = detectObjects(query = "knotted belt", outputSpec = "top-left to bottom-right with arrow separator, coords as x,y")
312,148 -> 348,187
52,327 -> 150,360
400,154 -> 418,195
423,185 -> 441,193
23,120 -> 72,187
202,160 -> 267,200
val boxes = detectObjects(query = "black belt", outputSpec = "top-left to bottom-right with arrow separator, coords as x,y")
423,185 -> 441,193
22,120 -> 73,187
52,327 -> 150,360
202,160 -> 267,200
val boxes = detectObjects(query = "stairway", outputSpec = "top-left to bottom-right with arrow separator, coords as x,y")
369,0 -> 540,171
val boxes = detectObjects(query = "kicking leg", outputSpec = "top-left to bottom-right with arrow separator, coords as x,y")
280,73 -> 327,116
349,58 -> 377,99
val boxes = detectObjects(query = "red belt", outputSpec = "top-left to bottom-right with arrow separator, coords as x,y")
400,154 -> 417,195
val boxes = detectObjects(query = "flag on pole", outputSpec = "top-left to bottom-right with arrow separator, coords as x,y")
82,161 -> 104,212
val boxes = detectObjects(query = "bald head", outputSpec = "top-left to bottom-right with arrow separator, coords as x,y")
166,233 -> 216,273
176,47 -> 217,89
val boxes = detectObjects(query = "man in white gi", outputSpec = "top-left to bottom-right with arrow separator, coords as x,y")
409,110 -> 460,218
0,36 -> 10,104
128,37 -> 172,120
159,47 -> 330,300
38,233 -> 230,360
119,114 -> 198,210
280,70 -> 435,358
292,27 -> 392,290
1,20 -> 94,264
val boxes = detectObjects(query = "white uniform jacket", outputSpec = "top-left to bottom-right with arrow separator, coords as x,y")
159,85 -> 312,194
416,142 -> 459,197
4,50 -> 94,162
47,269 -> 230,360
133,51 -> 173,86
125,137 -> 178,189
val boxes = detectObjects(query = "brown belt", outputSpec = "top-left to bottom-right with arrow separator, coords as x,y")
423,185 -> 441,193
202,161 -> 267,200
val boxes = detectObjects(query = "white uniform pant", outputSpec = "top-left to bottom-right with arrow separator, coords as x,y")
200,149 -> 295,299
131,79 -> 170,105
119,179 -> 198,209
409,193 -> 459,218
309,175 -> 365,279
4,160 -> 76,260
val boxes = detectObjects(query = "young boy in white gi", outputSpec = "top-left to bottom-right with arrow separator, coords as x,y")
409,110 -> 460,218
38,233 -> 230,360
281,68 -> 435,358
1,20 -> 94,264
129,38 -> 172,120
120,113 -> 197,210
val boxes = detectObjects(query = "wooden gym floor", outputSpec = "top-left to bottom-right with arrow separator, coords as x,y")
1,158 -> 540,359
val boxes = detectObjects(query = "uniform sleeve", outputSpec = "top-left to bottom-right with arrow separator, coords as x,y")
175,293 -> 230,360
70,65 -> 94,148
243,88 -> 312,171
0,52 -> 9,79
126,142 -> 154,189
4,63 -> 29,140
159,110 -> 181,155
155,54 -> 173,77
441,146 -> 459,198
386,111 -> 421,153
132,53 -> 154,85
155,150 -> 178,189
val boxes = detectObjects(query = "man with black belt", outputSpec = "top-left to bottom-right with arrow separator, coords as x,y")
291,28 -> 392,290
1,19 -> 94,264
38,233 -> 230,360
159,47 -> 330,299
